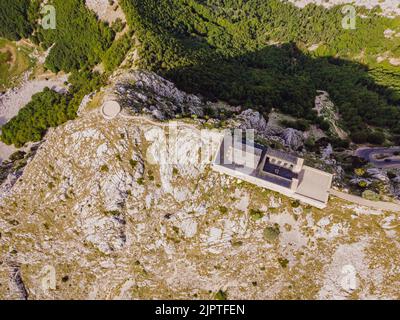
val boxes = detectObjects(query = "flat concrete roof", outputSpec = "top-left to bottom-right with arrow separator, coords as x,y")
101,100 -> 121,119
295,166 -> 333,204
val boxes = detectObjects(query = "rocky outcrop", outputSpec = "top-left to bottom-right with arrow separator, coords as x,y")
237,109 -> 268,134
236,109 -> 303,150
281,128 -> 304,150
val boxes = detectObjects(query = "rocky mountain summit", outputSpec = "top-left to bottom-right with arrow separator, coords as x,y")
0,71 -> 399,300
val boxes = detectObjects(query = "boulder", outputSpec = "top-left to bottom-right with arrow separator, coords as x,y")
238,109 -> 268,133
281,128 -> 304,150
115,70 -> 205,119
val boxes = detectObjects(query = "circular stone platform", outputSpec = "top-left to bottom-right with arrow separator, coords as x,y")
101,100 -> 121,119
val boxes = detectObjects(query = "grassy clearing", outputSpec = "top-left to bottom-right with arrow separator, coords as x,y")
0,38 -> 34,92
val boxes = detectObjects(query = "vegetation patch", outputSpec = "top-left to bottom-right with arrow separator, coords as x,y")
36,0 -> 114,73
278,258 -> 289,269
0,39 -> 33,91
103,32 -> 134,72
0,0 -> 35,41
1,70 -> 105,146
218,206 -> 228,215
263,224 -> 280,242
129,159 -> 138,169
362,190 -> 380,201
119,0 -> 400,143
249,209 -> 264,221
214,290 -> 228,300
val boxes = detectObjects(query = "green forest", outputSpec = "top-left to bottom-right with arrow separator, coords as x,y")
0,0 -> 35,40
0,0 -> 115,72
119,0 -> 400,142
1,88 -> 70,147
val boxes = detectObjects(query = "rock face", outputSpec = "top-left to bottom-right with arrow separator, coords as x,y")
281,128 -> 304,150
0,72 -> 398,300
366,168 -> 389,182
115,70 -> 205,120
314,91 -> 348,140
0,147 -> 39,203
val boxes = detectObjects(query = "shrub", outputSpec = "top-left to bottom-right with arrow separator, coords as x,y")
129,159 -> 138,169
367,131 -> 386,145
331,138 -> 350,149
291,200 -> 301,208
263,224 -> 280,242
351,131 -> 368,144
278,258 -> 289,268
9,151 -> 26,162
362,190 -> 380,201
218,206 -> 228,214
281,119 -> 310,131
249,209 -> 264,221
214,290 -> 228,301
318,119 -> 331,131
358,180 -> 368,188
111,18 -> 126,33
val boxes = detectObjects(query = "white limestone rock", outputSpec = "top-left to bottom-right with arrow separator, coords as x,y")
238,109 -> 268,133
